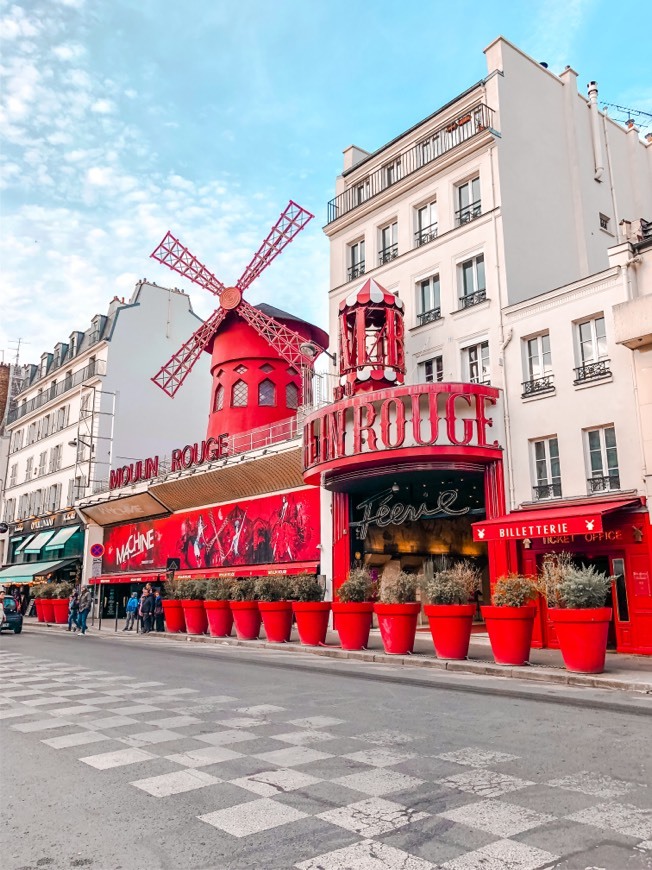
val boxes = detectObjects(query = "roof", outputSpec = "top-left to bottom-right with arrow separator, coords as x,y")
339,278 -> 405,312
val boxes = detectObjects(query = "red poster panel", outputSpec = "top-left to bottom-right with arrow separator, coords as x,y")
102,488 -> 320,574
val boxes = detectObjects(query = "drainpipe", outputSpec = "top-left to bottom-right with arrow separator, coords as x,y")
587,82 -> 605,182
602,108 -> 621,241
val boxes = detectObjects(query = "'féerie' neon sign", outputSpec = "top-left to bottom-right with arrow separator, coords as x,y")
350,488 -> 469,540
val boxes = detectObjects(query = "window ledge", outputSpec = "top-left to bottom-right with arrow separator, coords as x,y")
521,388 -> 556,403
409,316 -> 445,333
573,374 -> 613,390
449,298 -> 491,317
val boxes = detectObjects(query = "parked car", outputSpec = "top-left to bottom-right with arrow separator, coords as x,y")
1,595 -> 23,634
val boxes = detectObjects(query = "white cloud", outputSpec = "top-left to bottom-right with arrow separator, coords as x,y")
52,42 -> 85,62
528,0 -> 595,72
0,4 -> 40,40
90,98 -> 115,114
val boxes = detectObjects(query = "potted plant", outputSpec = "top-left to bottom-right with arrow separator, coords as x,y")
204,579 -> 234,637
37,583 -> 56,623
229,578 -> 261,640
538,553 -> 613,674
423,561 -> 480,660
291,574 -> 330,646
481,574 -> 537,666
256,576 -> 293,643
374,571 -> 421,655
162,578 -> 187,633
52,582 -> 74,625
178,579 -> 208,635
32,583 -> 48,622
332,567 -> 377,651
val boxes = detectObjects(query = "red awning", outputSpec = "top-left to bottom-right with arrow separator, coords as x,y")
90,562 -> 319,585
472,498 -> 641,542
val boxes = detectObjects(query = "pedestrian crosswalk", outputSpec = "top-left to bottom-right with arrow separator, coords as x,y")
2,648 -> 651,869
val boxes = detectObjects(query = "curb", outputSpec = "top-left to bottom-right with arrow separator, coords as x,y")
27,621 -> 652,696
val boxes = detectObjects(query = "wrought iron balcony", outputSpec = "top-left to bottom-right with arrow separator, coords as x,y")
588,473 -> 620,493
347,262 -> 366,282
327,104 -> 495,224
459,289 -> 487,310
418,308 -> 441,326
533,482 -> 562,500
378,244 -> 398,265
455,200 -> 482,226
7,360 -> 106,425
573,359 -> 611,384
521,374 -> 555,398
414,223 -> 438,247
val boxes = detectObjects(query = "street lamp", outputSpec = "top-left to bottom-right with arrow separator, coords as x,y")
300,342 -> 337,366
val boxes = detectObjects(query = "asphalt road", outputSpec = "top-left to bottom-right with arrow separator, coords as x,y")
1,630 -> 651,870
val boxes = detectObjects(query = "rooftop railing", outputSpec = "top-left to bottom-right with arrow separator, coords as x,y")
7,360 -> 106,425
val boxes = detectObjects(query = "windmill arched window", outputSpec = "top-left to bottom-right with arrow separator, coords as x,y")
286,382 -> 299,410
213,384 -> 224,412
232,379 -> 248,407
258,379 -> 276,407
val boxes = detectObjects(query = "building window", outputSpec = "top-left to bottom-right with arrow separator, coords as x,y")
585,426 -> 620,492
522,333 -> 554,396
49,444 -> 62,473
355,180 -> 370,205
234,364 -> 248,374
417,276 -> 441,325
348,240 -> 365,281
56,406 -> 69,431
532,437 -> 562,499
464,341 -> 490,384
599,213 -> 610,231
25,456 -> 34,481
458,254 -> 486,308
11,430 -> 23,452
9,463 -> 17,488
286,382 -> 299,410
64,370 -> 73,390
80,393 -> 92,419
415,202 -> 438,246
384,158 -> 401,187
456,176 -> 481,225
260,363 -> 274,373
378,222 -> 398,265
418,133 -> 442,166
420,356 -> 443,383
41,415 -> 51,438
38,451 -> 47,477
574,315 -> 610,382
232,379 -> 248,407
258,379 -> 276,407
214,384 -> 224,412
27,422 -> 38,445
47,484 -> 61,513
4,499 -> 15,523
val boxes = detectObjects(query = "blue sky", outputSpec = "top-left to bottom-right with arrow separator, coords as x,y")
1,0 -> 651,364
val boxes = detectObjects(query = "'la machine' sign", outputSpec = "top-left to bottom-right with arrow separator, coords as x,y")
302,383 -> 503,483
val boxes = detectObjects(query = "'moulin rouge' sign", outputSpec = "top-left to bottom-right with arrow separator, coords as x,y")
302,383 -> 503,484
109,435 -> 229,489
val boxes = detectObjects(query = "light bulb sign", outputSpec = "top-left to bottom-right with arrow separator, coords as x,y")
350,487 -> 470,540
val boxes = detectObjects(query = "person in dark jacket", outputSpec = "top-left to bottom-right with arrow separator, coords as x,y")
67,591 -> 79,631
140,589 -> 154,633
77,587 -> 92,635
153,591 -> 164,632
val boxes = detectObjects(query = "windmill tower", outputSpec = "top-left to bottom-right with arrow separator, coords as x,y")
150,201 -> 328,441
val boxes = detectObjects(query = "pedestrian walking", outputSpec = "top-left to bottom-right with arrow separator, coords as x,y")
123,592 -> 139,631
153,590 -> 164,632
77,587 -> 92,635
140,588 -> 154,634
67,590 -> 79,631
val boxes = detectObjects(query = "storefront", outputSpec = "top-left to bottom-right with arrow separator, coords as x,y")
0,509 -> 83,589
471,497 -> 652,655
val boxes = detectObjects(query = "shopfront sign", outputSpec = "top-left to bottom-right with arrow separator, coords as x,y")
351,488 -> 469,540
101,488 -> 320,574
10,509 -> 77,537
108,436 -> 229,489
473,513 -> 605,542
303,383 -> 502,484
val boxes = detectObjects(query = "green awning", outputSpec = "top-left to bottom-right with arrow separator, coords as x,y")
14,535 -> 35,554
0,559 -> 77,585
23,530 -> 57,553
44,526 -> 80,550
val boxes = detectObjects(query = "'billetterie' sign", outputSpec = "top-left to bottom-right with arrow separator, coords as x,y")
302,383 -> 502,484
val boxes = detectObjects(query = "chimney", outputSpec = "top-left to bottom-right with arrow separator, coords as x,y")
586,81 -> 605,183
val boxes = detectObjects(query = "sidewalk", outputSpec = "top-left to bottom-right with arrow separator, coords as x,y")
27,618 -> 652,695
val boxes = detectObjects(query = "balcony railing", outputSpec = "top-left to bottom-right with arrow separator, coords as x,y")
588,473 -> 620,493
573,359 -> 611,384
533,482 -> 562,500
414,223 -> 438,247
459,289 -> 487,309
7,360 -> 106,424
378,244 -> 398,265
521,374 -> 555,398
347,262 -> 366,282
327,104 -> 495,224
455,200 -> 482,226
418,308 -> 441,326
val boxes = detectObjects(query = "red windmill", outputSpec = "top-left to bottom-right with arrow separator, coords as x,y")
150,201 -> 329,442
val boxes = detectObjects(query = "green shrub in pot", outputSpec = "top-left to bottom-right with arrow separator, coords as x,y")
491,574 -> 536,607
204,578 -> 233,601
255,576 -> 292,602
537,553 -> 612,609
291,574 -> 324,602
379,571 -> 419,604
174,579 -> 207,600
55,582 -> 74,599
337,567 -> 377,603
422,561 -> 480,605
229,577 -> 259,601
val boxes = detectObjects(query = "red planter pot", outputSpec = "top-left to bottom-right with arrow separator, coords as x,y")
204,600 -> 233,637
34,598 -> 45,622
424,603 -> 475,660
481,605 -> 537,666
230,600 -> 262,640
332,602 -> 374,650
162,599 -> 186,633
181,599 -> 208,635
259,601 -> 293,643
549,607 -> 612,674
40,599 -> 55,623
374,602 -> 421,655
52,598 -> 71,625
292,602 -> 331,646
